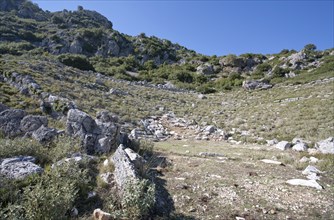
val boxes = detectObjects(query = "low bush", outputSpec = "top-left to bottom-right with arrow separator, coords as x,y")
58,54 -> 95,71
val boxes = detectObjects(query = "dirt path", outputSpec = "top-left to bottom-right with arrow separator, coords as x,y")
154,140 -> 334,219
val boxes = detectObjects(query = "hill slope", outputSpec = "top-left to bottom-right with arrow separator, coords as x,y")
0,0 -> 333,219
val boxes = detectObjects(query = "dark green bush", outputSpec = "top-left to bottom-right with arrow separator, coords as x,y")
272,67 -> 289,78
58,54 -> 95,71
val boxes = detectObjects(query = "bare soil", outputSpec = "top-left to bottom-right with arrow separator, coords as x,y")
154,140 -> 334,220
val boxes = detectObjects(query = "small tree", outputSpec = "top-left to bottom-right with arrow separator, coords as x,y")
77,5 -> 84,11
304,44 -> 317,51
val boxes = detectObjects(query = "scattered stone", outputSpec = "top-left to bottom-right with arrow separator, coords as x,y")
266,138 -> 278,146
199,152 -> 225,157
52,153 -> 96,168
242,79 -> 273,90
275,141 -> 291,150
0,156 -> 43,180
198,94 -> 207,99
204,125 -> 216,134
309,157 -> 319,163
93,208 -> 112,220
315,137 -> 334,154
307,148 -> 320,155
292,137 -> 310,145
292,142 -> 308,152
286,179 -> 323,190
302,165 -> 322,176
109,88 -> 129,96
299,156 -> 309,163
260,159 -> 284,165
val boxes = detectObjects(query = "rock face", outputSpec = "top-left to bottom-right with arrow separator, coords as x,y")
111,144 -> 140,192
0,156 -> 43,180
0,109 -> 27,137
315,137 -> 334,154
275,141 -> 292,150
66,109 -> 120,154
242,79 -> 273,90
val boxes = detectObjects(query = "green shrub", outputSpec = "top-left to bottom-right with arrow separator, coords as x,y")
256,63 -> 272,72
21,165 -> 78,220
120,179 -> 156,219
272,67 -> 289,78
58,54 -> 94,71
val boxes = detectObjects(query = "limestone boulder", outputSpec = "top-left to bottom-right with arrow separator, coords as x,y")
0,156 -> 43,180
0,109 -> 27,137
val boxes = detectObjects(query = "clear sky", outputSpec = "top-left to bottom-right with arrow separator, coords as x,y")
32,0 -> 334,56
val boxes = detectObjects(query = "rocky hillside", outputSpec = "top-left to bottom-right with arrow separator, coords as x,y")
0,0 -> 333,219
1,0 -> 333,92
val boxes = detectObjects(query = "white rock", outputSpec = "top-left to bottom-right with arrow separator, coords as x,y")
275,141 -> 291,150
306,172 -> 320,180
292,142 -> 308,151
103,159 -> 109,167
309,157 -> 319,163
315,137 -> 334,154
299,156 -> 310,163
302,165 -> 322,175
260,159 -> 283,165
286,179 -> 323,190
266,139 -> 278,146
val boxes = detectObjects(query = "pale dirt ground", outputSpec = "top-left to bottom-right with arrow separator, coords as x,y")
153,140 -> 334,220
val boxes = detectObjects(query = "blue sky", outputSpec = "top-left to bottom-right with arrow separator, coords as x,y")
32,0 -> 333,56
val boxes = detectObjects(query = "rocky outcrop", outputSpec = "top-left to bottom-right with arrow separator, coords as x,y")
196,63 -> 214,75
3,72 -> 42,96
242,79 -> 273,90
66,109 -> 120,154
0,156 -> 43,180
315,137 -> 334,154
